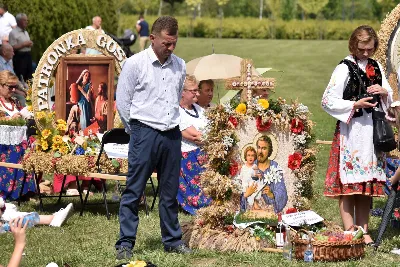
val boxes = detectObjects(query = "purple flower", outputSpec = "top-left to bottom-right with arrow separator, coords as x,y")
75,147 -> 85,155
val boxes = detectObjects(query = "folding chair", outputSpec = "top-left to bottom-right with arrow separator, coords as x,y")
80,128 -> 157,219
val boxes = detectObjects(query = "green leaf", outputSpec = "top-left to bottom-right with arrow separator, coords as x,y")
54,151 -> 62,158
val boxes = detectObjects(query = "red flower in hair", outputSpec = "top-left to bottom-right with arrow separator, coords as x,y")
256,116 -> 272,132
228,116 -> 238,128
288,152 -> 302,170
366,63 -> 376,79
290,118 -> 304,134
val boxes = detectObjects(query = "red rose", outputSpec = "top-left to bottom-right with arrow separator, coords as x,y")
228,116 -> 238,128
345,162 -> 353,170
290,118 -> 304,134
286,207 -> 298,214
256,116 -> 272,132
288,152 -> 302,170
229,161 -> 239,177
394,209 -> 400,219
366,63 -> 375,79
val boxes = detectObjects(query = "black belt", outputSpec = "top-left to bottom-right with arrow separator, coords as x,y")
129,119 -> 178,132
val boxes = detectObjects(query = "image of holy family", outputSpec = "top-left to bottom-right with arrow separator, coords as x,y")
178,130 -> 288,216
66,66 -> 112,135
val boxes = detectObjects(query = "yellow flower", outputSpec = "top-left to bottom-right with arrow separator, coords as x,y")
255,236 -> 261,241
258,99 -> 269,109
57,119 -> 67,125
26,105 -> 32,112
56,123 -> 67,132
52,135 -> 63,144
36,111 -> 46,120
52,142 -> 61,150
235,103 -> 247,114
59,145 -> 69,155
41,129 -> 51,139
41,139 -> 49,151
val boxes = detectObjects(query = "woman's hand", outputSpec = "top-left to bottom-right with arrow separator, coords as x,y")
367,84 -> 388,97
354,97 -> 377,110
11,113 -> 22,119
244,183 -> 257,198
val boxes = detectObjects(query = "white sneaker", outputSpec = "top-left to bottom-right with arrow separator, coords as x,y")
50,203 -> 74,227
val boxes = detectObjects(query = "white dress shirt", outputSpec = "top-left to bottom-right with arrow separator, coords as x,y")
116,46 -> 186,133
0,11 -> 16,44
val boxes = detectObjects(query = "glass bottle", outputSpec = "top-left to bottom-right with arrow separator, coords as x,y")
304,234 -> 314,262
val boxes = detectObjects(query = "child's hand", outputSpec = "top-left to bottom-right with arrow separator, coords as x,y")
9,217 -> 28,247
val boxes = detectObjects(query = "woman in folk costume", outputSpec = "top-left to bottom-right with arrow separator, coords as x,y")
321,25 -> 393,245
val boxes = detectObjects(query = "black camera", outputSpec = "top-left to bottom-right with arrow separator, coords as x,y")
356,93 -> 379,112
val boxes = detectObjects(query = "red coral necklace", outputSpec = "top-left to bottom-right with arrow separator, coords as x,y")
0,97 -> 14,112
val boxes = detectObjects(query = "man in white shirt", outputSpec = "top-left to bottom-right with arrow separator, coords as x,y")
0,4 -> 16,45
115,16 -> 191,260
85,16 -> 104,55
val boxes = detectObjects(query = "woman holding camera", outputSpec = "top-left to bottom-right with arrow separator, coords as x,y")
321,25 -> 392,245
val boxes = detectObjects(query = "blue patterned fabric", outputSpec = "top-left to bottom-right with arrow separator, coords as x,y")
0,141 -> 36,200
177,148 -> 211,215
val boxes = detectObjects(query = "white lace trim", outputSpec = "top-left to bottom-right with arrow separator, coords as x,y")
0,125 -> 27,145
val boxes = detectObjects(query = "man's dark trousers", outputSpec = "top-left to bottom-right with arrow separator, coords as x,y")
116,120 -> 183,249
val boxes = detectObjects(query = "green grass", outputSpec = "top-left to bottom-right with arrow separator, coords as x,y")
2,38 -> 400,266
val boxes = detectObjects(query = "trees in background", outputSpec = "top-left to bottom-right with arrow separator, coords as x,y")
4,0 -> 118,61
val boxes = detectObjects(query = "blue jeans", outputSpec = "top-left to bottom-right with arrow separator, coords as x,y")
115,120 -> 182,249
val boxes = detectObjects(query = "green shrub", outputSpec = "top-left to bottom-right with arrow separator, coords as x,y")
120,14 -> 380,41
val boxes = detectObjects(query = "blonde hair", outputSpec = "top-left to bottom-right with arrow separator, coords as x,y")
0,70 -> 18,85
348,25 -> 379,56
243,146 -> 256,162
184,75 -> 197,90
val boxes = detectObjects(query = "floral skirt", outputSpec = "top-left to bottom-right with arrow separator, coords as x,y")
177,148 -> 212,215
324,123 -> 385,197
0,142 -> 37,200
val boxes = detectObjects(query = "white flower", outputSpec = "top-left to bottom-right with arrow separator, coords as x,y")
295,104 -> 309,115
0,197 -> 4,209
222,136 -> 234,151
222,102 -> 233,114
264,165 -> 283,184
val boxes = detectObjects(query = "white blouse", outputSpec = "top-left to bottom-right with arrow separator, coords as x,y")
179,103 -> 208,152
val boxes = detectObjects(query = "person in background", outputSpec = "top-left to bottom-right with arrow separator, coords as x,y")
9,13 -> 33,82
85,16 -> 104,55
197,79 -> 215,109
0,44 -> 26,106
0,3 -> 16,45
177,75 -> 211,215
136,14 -> 149,51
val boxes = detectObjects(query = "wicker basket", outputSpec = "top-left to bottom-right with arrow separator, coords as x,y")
293,237 -> 365,261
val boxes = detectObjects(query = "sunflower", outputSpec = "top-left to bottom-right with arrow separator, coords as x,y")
41,129 -> 52,139
52,135 -> 63,145
57,119 -> 67,125
52,142 -> 61,151
59,145 -> 69,155
36,111 -> 46,120
41,139 -> 49,151
258,99 -> 269,109
56,123 -> 67,132
26,105 -> 33,112
235,103 -> 247,114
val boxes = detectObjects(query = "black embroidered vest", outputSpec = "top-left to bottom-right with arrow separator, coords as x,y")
340,58 -> 382,118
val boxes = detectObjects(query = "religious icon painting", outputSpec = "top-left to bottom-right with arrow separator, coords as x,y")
56,56 -> 115,135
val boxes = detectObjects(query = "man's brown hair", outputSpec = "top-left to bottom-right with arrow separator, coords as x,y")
257,135 -> 273,158
151,16 -> 178,36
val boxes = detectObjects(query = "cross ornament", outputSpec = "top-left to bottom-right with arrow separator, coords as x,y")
225,59 -> 275,103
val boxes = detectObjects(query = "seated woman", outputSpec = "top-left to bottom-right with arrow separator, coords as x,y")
0,71 -> 36,200
176,75 -> 211,215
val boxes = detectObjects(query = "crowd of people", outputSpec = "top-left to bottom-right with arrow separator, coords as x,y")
0,8 -> 399,265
